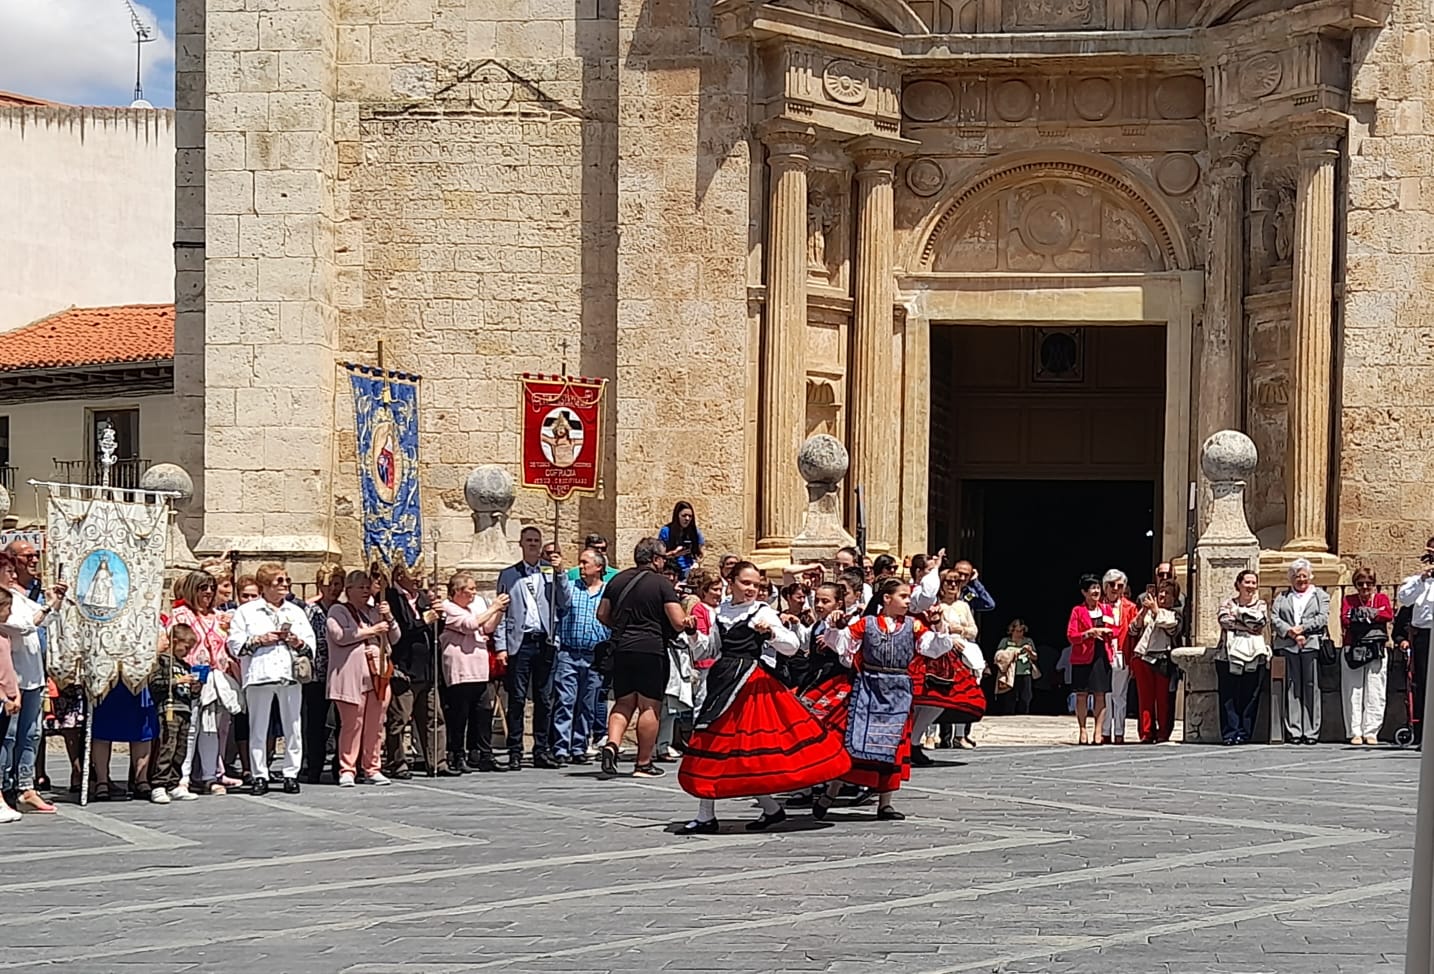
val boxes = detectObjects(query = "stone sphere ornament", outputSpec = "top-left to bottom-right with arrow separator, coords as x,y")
464,465 -> 516,514
1200,429 -> 1258,483
140,463 -> 196,507
797,434 -> 849,486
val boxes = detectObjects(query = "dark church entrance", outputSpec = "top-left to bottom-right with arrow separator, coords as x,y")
928,324 -> 1166,712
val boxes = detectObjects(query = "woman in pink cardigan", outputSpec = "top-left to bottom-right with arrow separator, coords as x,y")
326,571 -> 399,787
440,572 -> 509,773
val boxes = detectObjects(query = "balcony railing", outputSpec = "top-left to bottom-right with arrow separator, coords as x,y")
0,466 -> 13,492
52,458 -> 151,489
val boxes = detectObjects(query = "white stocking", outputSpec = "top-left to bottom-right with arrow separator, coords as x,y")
696,798 -> 716,822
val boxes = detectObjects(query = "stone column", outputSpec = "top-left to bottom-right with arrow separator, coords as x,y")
847,136 -> 906,554
755,120 -> 816,554
1199,136 -> 1256,445
1283,129 -> 1342,553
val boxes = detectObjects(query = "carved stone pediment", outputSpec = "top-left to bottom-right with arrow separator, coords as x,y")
1195,0 -> 1390,27
366,60 -> 583,120
1206,31 -> 1348,134
759,42 -> 903,136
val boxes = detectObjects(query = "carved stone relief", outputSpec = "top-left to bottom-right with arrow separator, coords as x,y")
905,158 -> 947,197
930,176 -> 1165,273
1244,296 -> 1291,544
904,73 -> 1203,131
823,60 -> 870,106
807,171 -> 847,284
1249,152 -> 1296,287
905,0 -> 1199,31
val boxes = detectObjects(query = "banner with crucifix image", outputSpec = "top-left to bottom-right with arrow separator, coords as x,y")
519,373 -> 608,501
345,363 -> 423,568
46,484 -> 170,700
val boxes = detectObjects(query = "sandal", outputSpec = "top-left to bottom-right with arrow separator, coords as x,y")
93,782 -> 112,802
208,782 -> 227,796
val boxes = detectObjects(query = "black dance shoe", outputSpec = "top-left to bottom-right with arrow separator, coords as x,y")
745,809 -> 787,831
677,818 -> 719,835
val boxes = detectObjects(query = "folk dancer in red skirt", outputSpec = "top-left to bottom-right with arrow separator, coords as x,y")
806,577 -> 954,821
676,563 -> 851,835
909,568 -> 988,764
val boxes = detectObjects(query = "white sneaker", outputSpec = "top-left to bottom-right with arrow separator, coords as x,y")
0,803 -> 20,823
662,746 -> 683,761
368,771 -> 392,786
150,788 -> 171,805
338,772 -> 356,788
170,785 -> 199,801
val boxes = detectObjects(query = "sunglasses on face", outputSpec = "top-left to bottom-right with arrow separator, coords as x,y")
941,579 -> 960,587
271,577 -> 290,585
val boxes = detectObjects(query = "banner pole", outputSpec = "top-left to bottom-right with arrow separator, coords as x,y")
80,690 -> 92,807
429,524 -> 440,779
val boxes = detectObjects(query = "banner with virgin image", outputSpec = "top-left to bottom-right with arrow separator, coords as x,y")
519,373 -> 607,501
345,363 -> 423,568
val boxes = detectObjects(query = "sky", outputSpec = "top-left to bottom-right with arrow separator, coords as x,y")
0,0 -> 176,108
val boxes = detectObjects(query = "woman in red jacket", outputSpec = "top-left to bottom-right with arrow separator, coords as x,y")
1341,566 -> 1394,745
1066,574 -> 1113,744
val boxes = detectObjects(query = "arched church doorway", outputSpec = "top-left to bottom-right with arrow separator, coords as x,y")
927,323 -> 1166,696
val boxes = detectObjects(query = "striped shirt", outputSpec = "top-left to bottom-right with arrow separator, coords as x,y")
558,579 -> 609,652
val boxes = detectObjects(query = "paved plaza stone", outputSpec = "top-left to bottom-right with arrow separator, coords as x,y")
3,741 -> 1414,973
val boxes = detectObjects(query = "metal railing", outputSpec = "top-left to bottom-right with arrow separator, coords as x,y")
0,466 -> 13,491
51,458 -> 150,489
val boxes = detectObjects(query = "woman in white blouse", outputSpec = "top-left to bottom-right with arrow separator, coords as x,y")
675,563 -> 851,834
0,552 -> 64,814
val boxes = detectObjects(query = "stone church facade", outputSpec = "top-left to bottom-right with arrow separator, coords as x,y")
175,0 -> 1430,581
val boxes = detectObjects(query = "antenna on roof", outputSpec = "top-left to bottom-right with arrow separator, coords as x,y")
123,0 -> 156,105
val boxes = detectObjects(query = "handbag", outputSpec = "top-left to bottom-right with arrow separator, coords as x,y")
1345,631 -> 1388,669
290,649 -> 315,684
593,571 -> 647,678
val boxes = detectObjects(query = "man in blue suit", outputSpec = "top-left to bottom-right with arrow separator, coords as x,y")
494,527 -> 571,770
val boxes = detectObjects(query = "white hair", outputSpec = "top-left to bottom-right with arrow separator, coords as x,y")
1102,569 -> 1127,586
1288,558 -> 1313,582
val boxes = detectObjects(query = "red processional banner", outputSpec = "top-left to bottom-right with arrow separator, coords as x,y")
518,373 -> 608,501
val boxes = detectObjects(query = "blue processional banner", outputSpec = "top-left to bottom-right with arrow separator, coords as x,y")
345,364 -> 423,568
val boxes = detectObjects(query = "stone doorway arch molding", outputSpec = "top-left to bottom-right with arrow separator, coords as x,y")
906,148 -> 1195,275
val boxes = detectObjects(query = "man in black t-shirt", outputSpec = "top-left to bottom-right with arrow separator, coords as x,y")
596,537 -> 687,779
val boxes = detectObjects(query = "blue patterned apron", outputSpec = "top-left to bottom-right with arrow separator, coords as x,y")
845,617 -> 916,764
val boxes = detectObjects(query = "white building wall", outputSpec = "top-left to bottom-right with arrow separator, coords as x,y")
0,107 -> 175,332
1,394 -> 177,524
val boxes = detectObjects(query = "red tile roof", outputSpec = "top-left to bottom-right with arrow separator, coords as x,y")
0,91 -> 62,108
0,304 -> 174,372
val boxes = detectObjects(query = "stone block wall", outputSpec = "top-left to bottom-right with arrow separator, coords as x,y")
1339,0 -> 1434,583
198,0 -> 342,560
186,0 -> 754,570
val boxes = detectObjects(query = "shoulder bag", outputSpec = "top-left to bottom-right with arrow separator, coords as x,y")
593,571 -> 647,678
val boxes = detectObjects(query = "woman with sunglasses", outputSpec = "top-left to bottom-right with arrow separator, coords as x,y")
1341,567 -> 1393,745
170,570 -> 242,796
225,563 -> 316,796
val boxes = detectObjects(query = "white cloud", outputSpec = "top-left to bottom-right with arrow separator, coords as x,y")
0,0 -> 175,106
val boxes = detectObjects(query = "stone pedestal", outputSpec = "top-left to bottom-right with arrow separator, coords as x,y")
457,466 -> 519,592
1178,430 -> 1261,743
140,463 -> 200,572
790,434 -> 857,569
754,120 -> 815,558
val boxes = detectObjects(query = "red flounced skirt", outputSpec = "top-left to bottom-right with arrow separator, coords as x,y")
800,671 -> 911,793
678,667 -> 852,800
912,653 -> 987,721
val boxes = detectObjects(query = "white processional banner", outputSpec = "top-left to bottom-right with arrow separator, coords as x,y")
46,485 -> 169,700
